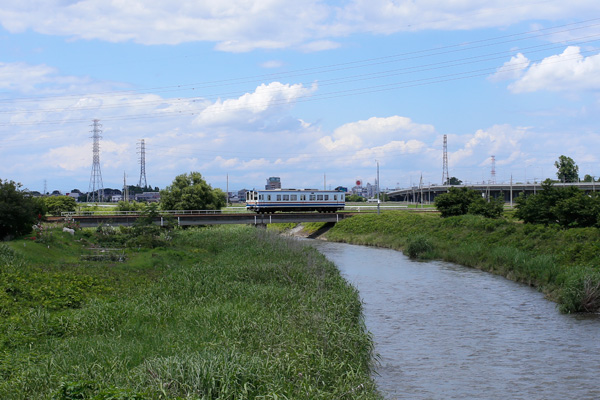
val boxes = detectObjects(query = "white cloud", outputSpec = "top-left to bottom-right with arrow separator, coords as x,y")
450,124 -> 529,167
489,53 -> 530,82
299,40 -> 341,52
260,60 -> 285,69
319,116 -> 435,151
508,46 -> 600,93
194,81 -> 317,126
1,1 -> 598,51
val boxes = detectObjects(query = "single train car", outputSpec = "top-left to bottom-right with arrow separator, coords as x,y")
246,189 -> 345,213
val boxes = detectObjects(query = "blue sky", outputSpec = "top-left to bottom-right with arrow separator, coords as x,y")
1,0 -> 600,194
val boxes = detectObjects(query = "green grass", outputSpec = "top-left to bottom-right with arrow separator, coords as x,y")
326,212 -> 600,313
1,225 -> 380,399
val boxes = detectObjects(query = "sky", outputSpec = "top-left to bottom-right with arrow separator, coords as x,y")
1,0 -> 600,195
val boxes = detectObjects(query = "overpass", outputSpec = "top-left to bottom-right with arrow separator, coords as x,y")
387,182 -> 600,204
57,211 -> 350,228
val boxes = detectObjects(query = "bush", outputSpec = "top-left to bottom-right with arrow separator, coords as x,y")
0,179 -> 45,240
515,179 -> 600,227
434,187 -> 503,218
43,196 -> 77,216
405,234 -> 433,259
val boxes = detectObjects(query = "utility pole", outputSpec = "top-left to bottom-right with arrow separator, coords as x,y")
376,160 -> 380,215
87,119 -> 104,202
123,172 -> 129,203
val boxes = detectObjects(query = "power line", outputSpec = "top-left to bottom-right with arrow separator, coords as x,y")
1,17 -> 600,106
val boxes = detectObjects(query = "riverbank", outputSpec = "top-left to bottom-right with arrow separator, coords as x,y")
316,212 -> 600,313
0,225 -> 381,399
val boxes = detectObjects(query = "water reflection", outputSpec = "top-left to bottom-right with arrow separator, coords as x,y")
308,240 -> 600,400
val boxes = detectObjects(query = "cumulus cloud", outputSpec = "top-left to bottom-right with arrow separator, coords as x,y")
450,124 -> 529,167
489,53 -> 530,82
507,46 -> 600,93
319,116 -> 435,151
194,82 -> 317,126
1,1 -> 598,51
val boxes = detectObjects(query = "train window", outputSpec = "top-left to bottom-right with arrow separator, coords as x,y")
301,194 -> 306,201
317,195 -> 323,200
324,195 -> 329,200
277,195 -> 282,201
283,195 -> 289,201
334,195 -> 337,200
341,194 -> 345,200
259,195 -> 264,200
310,195 -> 316,201
290,195 -> 297,201
267,195 -> 271,201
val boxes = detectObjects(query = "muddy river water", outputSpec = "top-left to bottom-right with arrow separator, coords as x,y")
308,240 -> 600,400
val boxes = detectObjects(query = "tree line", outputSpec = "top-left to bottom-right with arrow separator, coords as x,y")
0,172 -> 225,240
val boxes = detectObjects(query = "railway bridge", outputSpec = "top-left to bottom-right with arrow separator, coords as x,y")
56,211 -> 350,228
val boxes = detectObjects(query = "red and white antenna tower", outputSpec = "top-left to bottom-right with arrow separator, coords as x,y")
491,155 -> 496,184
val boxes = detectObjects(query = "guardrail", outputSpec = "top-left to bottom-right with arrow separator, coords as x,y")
61,205 -> 417,217
62,209 -> 223,217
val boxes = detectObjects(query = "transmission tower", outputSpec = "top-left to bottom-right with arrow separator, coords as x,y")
137,139 -> 148,188
87,119 -> 104,202
491,155 -> 496,184
442,134 -> 449,184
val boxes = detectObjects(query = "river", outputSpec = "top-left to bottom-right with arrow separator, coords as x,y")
308,240 -> 600,400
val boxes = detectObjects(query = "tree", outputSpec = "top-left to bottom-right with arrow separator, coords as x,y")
346,194 -> 365,202
554,155 -> 579,183
435,187 -> 477,217
445,177 -> 463,185
514,179 -> 599,227
44,196 -> 77,216
0,179 -> 45,239
160,172 -> 226,210
434,187 -> 504,218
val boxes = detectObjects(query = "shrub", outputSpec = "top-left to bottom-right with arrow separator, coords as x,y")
434,187 -> 503,218
0,179 -> 44,239
405,234 -> 433,259
43,196 -> 77,216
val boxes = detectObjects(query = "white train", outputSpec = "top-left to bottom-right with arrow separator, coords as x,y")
245,189 -> 345,213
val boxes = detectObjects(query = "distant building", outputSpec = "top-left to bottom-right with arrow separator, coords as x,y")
135,192 -> 160,202
238,189 -> 249,201
265,177 -> 281,190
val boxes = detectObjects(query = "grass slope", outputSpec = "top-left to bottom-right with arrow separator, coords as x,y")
0,225 -> 380,399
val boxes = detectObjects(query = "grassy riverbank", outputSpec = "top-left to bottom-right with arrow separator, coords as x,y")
0,225 -> 380,399
323,212 -> 600,313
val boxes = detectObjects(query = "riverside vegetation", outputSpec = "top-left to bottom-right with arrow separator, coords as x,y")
324,212 -> 600,314
0,223 -> 381,399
